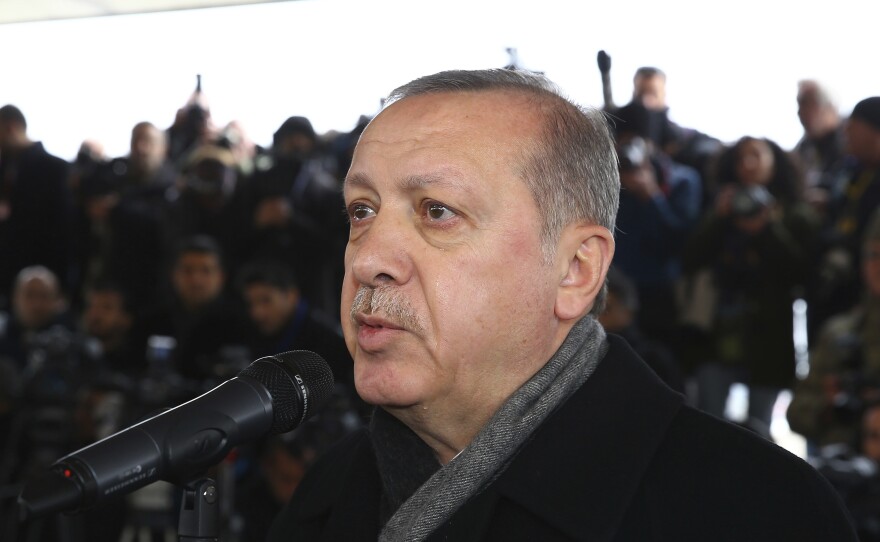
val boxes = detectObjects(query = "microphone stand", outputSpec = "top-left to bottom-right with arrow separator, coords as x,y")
177,477 -> 219,542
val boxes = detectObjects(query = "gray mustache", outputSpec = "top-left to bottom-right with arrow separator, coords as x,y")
350,285 -> 425,333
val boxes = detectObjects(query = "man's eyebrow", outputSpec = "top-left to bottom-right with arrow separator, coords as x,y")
345,169 -> 478,196
344,172 -> 373,190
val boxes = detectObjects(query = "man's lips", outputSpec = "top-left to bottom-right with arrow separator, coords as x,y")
354,313 -> 406,352
355,313 -> 404,331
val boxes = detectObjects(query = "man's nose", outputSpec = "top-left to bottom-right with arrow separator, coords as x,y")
348,210 -> 413,288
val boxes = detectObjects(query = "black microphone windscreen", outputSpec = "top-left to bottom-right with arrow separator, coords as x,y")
238,350 -> 334,434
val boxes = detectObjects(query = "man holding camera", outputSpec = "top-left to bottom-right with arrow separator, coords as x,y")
611,102 -> 702,345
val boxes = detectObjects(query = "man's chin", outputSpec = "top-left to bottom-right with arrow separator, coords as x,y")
354,377 -> 422,411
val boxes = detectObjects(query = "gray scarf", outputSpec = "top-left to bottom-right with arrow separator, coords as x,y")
375,315 -> 608,542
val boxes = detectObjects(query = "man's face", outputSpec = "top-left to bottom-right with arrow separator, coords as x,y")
244,283 -> 298,336
13,276 -> 62,330
130,124 -> 166,173
797,87 -> 836,139
845,118 -> 880,165
633,74 -> 667,111
277,132 -> 315,161
341,91 -> 564,416
84,290 -> 132,341
172,252 -> 224,310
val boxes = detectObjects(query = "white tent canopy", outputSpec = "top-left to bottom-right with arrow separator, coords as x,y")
0,0 -> 292,25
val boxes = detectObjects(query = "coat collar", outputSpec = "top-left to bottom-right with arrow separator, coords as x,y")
294,334 -> 683,541
489,334 -> 684,540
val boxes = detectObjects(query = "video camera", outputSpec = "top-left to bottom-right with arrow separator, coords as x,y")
729,185 -> 774,219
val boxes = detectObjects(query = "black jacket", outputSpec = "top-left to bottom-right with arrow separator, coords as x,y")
267,335 -> 857,541
0,142 -> 72,300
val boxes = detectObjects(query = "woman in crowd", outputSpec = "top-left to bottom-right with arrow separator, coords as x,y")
682,136 -> 820,435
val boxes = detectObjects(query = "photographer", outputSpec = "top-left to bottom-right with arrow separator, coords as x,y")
0,267 -> 73,371
682,136 -> 820,436
596,52 -> 721,188
245,116 -> 348,314
139,235 -> 250,384
789,209 -> 880,451
808,399 -> 880,542
162,144 -> 253,278
611,102 -> 702,346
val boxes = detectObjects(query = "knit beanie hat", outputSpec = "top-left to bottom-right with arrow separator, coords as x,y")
851,97 -> 880,132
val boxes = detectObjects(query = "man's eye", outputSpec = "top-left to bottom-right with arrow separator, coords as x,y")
349,204 -> 376,222
425,202 -> 456,221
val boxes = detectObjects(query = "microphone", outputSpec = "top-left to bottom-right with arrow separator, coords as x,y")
18,350 -> 334,520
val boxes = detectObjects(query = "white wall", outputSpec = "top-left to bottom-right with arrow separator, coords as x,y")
1,0 -> 876,160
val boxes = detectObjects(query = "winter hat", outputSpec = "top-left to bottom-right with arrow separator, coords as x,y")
850,97 -> 880,132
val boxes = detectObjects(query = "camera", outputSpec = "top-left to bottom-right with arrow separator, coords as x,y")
729,185 -> 774,218
618,137 -> 648,171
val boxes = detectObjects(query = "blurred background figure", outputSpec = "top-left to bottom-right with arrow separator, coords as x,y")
72,165 -> 165,311
810,97 -> 880,342
793,80 -> 846,203
813,97 -> 880,329
237,261 -> 355,393
0,105 -> 73,309
0,267 -> 108,541
247,115 -> 347,313
166,75 -> 216,166
597,52 -> 722,186
81,280 -> 142,379
631,66 -> 668,112
0,266 -> 72,372
237,261 -> 369,415
599,267 -> 685,393
234,435 -> 311,542
105,121 -> 178,212
682,136 -> 819,438
164,144 -> 251,274
68,139 -> 107,198
789,209 -> 880,453
217,119 -> 261,178
809,398 -> 880,542
864,403 -> 880,465
611,101 -> 702,349
232,385 -> 363,542
139,235 -> 249,384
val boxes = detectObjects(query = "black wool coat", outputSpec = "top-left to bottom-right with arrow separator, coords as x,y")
267,335 -> 858,542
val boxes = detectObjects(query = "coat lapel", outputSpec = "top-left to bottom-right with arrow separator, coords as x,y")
490,334 -> 684,540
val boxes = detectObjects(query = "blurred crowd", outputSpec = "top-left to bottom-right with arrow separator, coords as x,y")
0,55 -> 878,540
0,81 -> 370,541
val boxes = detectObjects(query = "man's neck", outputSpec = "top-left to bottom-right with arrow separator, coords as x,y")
3,135 -> 34,155
384,403 -> 496,465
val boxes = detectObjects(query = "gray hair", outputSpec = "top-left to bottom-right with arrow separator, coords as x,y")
386,70 -> 619,247
797,79 -> 839,111
384,69 -> 620,315
14,265 -> 59,291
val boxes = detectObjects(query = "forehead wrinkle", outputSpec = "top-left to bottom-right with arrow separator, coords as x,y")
399,169 -> 478,197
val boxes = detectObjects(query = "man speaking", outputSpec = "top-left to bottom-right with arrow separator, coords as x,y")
268,69 -> 856,541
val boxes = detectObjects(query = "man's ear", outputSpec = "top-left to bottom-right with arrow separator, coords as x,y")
555,224 -> 615,321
